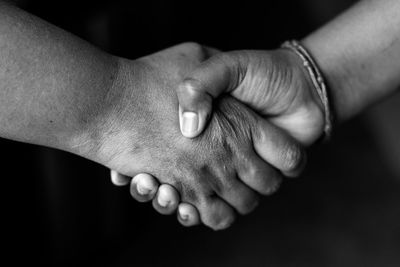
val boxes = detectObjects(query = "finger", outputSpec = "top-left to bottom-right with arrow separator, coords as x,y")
110,170 -> 131,186
130,173 -> 159,203
197,196 -> 236,231
177,52 -> 243,138
214,175 -> 260,215
237,150 -> 283,196
177,203 -> 200,227
252,118 -> 307,178
152,184 -> 180,215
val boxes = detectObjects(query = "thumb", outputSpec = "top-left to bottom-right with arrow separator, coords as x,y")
178,53 -> 242,138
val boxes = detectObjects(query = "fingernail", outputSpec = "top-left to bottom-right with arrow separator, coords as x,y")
179,212 -> 189,221
178,205 -> 190,221
137,183 -> 152,195
181,112 -> 198,136
158,193 -> 170,208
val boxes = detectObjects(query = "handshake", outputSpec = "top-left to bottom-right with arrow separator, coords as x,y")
2,0 -> 399,233
101,42 -> 326,230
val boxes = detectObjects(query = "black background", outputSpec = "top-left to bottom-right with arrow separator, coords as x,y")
1,0 -> 400,266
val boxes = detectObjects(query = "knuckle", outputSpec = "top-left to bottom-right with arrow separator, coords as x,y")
178,79 -> 208,109
181,42 -> 203,54
179,42 -> 208,62
180,78 -> 201,96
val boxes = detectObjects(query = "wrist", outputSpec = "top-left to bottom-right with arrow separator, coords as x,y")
78,57 -> 155,170
281,40 -> 333,140
301,34 -> 359,123
63,55 -> 127,165
273,48 -> 325,145
283,48 -> 325,117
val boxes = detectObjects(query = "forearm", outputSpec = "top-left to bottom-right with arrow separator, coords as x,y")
303,0 -> 400,122
0,3 -> 118,154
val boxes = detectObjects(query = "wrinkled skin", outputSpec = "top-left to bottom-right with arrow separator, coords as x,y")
93,43 -> 295,230
177,49 -> 325,145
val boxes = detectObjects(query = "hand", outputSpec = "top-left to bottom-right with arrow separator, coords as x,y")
177,49 -> 325,147
101,43 -> 305,230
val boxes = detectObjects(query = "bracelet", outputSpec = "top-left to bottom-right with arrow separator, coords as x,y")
281,40 -> 333,140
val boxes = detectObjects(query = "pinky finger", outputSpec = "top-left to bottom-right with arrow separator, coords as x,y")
177,203 -> 200,227
110,170 -> 131,186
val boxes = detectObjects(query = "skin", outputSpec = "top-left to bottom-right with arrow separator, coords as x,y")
120,0 -> 400,227
99,45 -> 306,230
0,3 -> 304,230
112,48 -> 314,226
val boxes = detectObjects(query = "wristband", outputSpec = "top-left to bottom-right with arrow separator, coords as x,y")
281,40 -> 333,140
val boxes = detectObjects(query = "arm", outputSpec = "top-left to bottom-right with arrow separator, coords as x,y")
0,2 -> 117,157
0,3 -> 303,229
176,0 -> 400,144
303,0 -> 400,122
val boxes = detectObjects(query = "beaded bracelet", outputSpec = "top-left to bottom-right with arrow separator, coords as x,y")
281,40 -> 333,140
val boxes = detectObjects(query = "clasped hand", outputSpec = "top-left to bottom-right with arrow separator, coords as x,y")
104,42 -> 324,230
